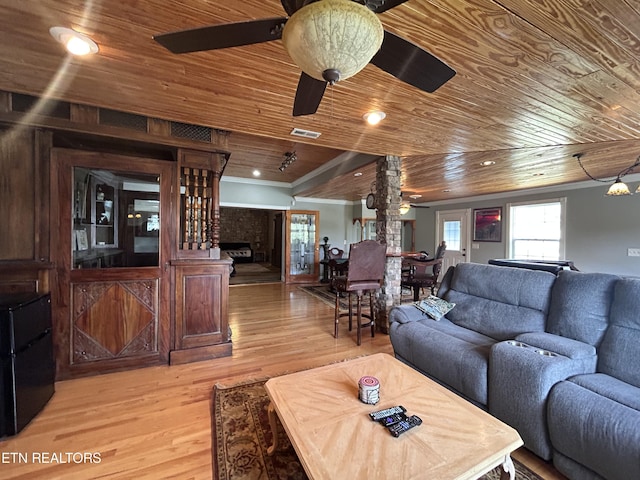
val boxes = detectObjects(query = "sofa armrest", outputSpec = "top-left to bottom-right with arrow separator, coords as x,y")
489,338 -> 598,460
514,332 -> 596,359
389,304 -> 431,324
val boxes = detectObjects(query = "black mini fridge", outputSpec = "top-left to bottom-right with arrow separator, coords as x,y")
0,292 -> 55,438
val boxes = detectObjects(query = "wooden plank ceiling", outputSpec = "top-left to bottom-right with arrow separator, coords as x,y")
1,0 -> 640,202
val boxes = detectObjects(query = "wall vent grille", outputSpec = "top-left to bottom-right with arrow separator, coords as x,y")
99,108 -> 147,131
290,127 -> 321,139
11,93 -> 70,119
170,121 -> 212,142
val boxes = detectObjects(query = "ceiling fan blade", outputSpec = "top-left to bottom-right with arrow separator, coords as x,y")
153,18 -> 287,54
369,0 -> 409,13
410,204 -> 431,208
292,72 -> 327,116
371,30 -> 456,93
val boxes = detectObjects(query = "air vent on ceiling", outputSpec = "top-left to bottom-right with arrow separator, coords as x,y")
170,121 -> 212,142
290,127 -> 321,139
99,108 -> 147,131
11,93 -> 70,119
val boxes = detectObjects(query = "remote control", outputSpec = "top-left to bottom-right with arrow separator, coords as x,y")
369,405 -> 406,421
378,412 -> 407,427
387,415 -> 422,437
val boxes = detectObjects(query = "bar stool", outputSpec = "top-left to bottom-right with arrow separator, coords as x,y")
333,240 -> 386,345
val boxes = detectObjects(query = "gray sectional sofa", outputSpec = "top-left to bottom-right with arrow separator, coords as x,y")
389,262 -> 640,480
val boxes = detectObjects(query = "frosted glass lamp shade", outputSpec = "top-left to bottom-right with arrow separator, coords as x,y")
606,180 -> 632,196
282,0 -> 384,83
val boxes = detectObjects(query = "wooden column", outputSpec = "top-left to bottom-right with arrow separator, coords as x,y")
374,155 -> 403,333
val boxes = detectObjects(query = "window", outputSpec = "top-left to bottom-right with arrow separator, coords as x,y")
443,220 -> 461,251
507,199 -> 566,260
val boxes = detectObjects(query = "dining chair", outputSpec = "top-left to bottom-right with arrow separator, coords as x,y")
332,240 -> 386,345
401,241 -> 447,301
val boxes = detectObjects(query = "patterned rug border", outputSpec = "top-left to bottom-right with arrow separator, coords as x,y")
212,376 -> 545,480
298,284 -> 343,309
298,284 -> 420,310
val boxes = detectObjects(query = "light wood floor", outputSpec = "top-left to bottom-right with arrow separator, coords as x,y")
1,283 -> 565,479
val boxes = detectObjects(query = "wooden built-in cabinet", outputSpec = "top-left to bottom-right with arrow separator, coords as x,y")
0,96 -> 234,379
48,147 -> 231,377
169,149 -> 232,365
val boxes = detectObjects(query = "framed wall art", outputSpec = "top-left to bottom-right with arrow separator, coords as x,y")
473,207 -> 502,242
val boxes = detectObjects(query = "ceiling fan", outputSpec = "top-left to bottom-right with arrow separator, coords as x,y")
401,191 -> 430,212
154,0 -> 456,116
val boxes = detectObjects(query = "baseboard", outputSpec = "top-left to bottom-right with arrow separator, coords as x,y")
169,342 -> 232,365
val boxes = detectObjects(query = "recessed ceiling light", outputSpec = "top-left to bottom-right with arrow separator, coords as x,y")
252,169 -> 261,177
353,172 -> 363,177
409,194 -> 422,199
50,27 -> 99,56
363,110 -> 386,126
480,160 -> 496,166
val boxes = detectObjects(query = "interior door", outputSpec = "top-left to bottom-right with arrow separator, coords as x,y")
51,149 -> 173,378
436,209 -> 471,272
285,210 -> 319,283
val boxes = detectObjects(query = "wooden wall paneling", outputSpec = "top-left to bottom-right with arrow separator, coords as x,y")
0,127 -> 36,261
147,117 -> 171,137
50,148 -> 73,377
0,91 -> 9,112
35,129 -> 52,262
0,127 -> 53,294
70,104 -> 99,125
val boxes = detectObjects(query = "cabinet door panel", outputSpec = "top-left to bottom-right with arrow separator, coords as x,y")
72,280 -> 158,363
175,264 -> 229,349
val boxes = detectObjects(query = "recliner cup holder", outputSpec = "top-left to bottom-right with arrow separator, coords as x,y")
535,349 -> 557,357
507,341 -> 529,348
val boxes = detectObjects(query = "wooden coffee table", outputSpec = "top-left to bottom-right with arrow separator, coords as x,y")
265,353 -> 523,480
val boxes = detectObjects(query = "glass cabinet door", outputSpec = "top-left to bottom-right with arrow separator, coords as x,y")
72,167 -> 160,269
285,210 -> 319,283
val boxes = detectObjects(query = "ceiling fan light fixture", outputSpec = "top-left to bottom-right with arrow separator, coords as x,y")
363,110 -> 386,125
282,0 -> 383,83
399,203 -> 411,215
50,27 -> 98,56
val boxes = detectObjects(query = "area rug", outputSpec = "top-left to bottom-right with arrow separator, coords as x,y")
212,379 -> 543,480
234,263 -> 273,274
299,285 -> 423,310
298,284 -> 346,309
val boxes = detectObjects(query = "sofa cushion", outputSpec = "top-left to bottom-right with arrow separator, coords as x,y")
441,263 -> 555,340
598,278 -> 640,388
389,317 -> 495,406
546,270 -> 619,347
548,377 -> 640,480
570,373 -> 640,411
